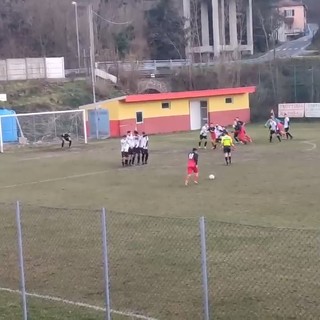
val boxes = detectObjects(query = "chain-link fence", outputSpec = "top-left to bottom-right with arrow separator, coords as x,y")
20,205 -> 104,319
170,59 -> 320,121
0,202 -> 21,317
249,63 -> 320,120
107,211 -> 202,320
206,220 -> 320,319
1,202 -> 320,320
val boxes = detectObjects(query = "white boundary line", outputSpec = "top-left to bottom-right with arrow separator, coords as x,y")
301,140 -> 317,151
0,287 -> 159,320
0,170 -> 111,190
18,152 -> 81,161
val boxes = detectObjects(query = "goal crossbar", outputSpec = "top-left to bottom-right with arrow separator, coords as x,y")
0,109 -> 84,118
0,109 -> 87,153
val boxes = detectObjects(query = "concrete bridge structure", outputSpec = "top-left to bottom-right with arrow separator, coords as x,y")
183,0 -> 254,58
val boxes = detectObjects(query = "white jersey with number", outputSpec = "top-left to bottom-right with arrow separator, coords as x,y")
121,138 -> 129,152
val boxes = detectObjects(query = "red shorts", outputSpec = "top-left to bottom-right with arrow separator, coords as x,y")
210,133 -> 216,140
187,166 -> 198,174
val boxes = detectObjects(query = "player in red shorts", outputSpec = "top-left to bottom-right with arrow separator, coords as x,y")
185,148 -> 199,186
209,123 -> 217,149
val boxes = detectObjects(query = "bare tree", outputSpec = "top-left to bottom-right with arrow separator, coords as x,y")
190,0 -> 202,63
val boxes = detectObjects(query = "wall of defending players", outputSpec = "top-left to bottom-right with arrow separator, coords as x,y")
120,130 -> 149,167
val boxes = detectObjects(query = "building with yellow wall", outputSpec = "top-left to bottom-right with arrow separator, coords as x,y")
80,86 -> 256,138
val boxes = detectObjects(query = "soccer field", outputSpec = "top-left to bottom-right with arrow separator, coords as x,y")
1,123 -> 320,227
1,123 -> 320,319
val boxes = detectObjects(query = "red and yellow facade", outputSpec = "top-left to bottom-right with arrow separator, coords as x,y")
80,86 -> 256,137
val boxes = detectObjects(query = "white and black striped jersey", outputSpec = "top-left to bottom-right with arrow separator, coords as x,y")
140,135 -> 149,149
284,117 -> 290,128
133,135 -> 141,148
121,138 -> 129,152
269,120 -> 278,131
200,125 -> 209,136
126,134 -> 135,149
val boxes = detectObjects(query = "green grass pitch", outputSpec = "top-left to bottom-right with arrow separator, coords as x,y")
1,123 -> 320,319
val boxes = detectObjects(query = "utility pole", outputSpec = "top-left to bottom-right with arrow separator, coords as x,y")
72,1 -> 81,69
88,4 -> 99,139
88,4 -> 96,104
311,66 -> 314,103
271,15 -> 276,61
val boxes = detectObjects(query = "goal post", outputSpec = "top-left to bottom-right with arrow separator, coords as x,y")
0,109 -> 87,153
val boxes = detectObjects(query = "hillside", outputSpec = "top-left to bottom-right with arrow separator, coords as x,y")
1,0 -> 318,66
0,80 -> 123,113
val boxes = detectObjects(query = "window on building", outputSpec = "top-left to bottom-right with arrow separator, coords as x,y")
136,111 -> 143,124
284,9 -> 295,17
225,97 -> 233,104
162,102 -> 170,109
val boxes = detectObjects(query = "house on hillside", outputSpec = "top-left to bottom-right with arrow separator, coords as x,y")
276,0 -> 308,42
79,87 -> 256,138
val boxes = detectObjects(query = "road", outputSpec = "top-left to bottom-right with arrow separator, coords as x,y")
66,24 -> 319,78
255,23 -> 319,62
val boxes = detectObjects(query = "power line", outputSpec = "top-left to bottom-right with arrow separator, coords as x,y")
92,11 -> 132,25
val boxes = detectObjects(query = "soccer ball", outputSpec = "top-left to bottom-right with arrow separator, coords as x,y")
209,174 -> 215,180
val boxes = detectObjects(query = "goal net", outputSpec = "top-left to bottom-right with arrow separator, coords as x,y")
0,110 -> 87,153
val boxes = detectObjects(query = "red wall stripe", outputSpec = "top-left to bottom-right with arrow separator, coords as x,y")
117,115 -> 190,136
109,109 -> 250,137
110,120 -> 120,137
208,109 -> 250,126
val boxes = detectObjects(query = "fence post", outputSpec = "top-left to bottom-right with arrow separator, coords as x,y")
25,58 -> 29,80
294,65 -> 297,103
16,201 -> 28,320
44,58 -> 48,79
101,208 -> 112,320
5,59 -> 9,81
311,66 -> 314,103
199,216 -> 210,320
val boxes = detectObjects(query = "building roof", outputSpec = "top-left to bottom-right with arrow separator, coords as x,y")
276,0 -> 307,8
123,86 -> 256,103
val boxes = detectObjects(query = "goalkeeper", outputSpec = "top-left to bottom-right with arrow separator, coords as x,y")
61,133 -> 72,148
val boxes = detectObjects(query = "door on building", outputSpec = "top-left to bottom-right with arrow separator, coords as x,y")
88,108 -> 110,139
200,101 -> 208,126
190,101 -> 201,130
189,100 -> 208,130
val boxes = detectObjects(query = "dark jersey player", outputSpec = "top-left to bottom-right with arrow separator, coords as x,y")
233,118 -> 243,143
185,148 -> 199,186
61,133 -> 72,148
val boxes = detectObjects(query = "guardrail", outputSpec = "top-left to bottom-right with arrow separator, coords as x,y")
65,68 -> 88,76
96,59 -> 193,72
65,59 -> 250,78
